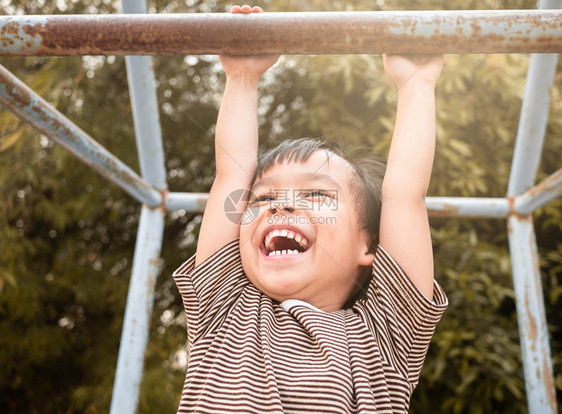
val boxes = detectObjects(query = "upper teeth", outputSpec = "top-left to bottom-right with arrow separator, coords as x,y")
264,228 -> 309,253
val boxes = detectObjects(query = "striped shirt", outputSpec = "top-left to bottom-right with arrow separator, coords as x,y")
173,239 -> 447,413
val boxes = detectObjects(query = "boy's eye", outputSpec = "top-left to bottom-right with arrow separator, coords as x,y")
300,190 -> 334,199
250,193 -> 275,204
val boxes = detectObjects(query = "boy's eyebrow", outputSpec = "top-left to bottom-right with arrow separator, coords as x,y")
253,172 -> 342,190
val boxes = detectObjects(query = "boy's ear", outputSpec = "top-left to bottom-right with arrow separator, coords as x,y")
357,230 -> 376,267
358,250 -> 376,267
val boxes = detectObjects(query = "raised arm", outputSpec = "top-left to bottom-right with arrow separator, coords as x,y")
195,6 -> 278,266
379,55 -> 444,300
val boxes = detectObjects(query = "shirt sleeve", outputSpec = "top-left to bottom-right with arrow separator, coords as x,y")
172,238 -> 248,346
353,245 -> 448,385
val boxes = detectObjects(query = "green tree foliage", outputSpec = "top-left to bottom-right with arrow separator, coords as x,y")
0,0 -> 560,413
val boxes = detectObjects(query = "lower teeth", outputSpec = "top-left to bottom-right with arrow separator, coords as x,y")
268,249 -> 300,256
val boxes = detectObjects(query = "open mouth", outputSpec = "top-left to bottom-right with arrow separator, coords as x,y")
263,228 -> 310,257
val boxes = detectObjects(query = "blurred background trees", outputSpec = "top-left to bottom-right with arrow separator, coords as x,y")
1,0 -> 561,413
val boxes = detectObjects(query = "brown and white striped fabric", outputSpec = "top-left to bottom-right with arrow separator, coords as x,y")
173,239 -> 447,413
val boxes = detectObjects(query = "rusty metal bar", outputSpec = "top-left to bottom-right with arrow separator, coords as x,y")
0,64 -> 162,207
515,168 -> 562,215
1,10 -> 561,56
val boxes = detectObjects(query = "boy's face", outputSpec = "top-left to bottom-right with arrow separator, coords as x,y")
239,151 -> 375,312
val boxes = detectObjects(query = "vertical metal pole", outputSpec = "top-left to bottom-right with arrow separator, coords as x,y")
110,206 -> 165,414
121,0 -> 167,191
507,215 -> 557,412
124,52 -> 167,189
506,2 -> 559,412
110,1 -> 167,412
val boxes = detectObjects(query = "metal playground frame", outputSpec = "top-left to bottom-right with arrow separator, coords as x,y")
0,0 -> 561,412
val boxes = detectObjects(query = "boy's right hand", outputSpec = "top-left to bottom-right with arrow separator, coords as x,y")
219,5 -> 279,83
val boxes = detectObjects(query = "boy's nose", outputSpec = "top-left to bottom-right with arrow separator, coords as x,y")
269,203 -> 295,214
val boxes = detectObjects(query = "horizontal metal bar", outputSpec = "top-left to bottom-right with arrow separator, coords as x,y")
514,168 -> 562,214
1,10 -> 561,56
426,197 -> 510,218
0,64 -> 162,207
164,192 -> 511,218
165,192 -> 208,212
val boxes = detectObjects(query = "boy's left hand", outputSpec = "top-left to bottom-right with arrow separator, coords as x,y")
383,54 -> 444,88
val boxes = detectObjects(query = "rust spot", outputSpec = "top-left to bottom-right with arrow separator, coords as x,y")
526,169 -> 562,198
470,21 -> 482,37
197,195 -> 209,208
0,71 -> 32,110
528,224 -> 543,305
427,203 -> 459,217
154,189 -> 168,213
525,295 -> 538,348
1,21 -> 19,36
507,196 -> 516,218
543,358 -> 557,409
507,196 -> 532,221
21,22 -> 45,37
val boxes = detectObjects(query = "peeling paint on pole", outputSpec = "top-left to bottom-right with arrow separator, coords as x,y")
1,11 -> 561,56
507,216 -> 557,413
0,16 -> 46,54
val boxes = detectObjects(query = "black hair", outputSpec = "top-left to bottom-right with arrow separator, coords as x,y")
252,138 -> 386,250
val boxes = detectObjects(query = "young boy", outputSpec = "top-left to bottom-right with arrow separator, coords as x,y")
173,5 -> 447,413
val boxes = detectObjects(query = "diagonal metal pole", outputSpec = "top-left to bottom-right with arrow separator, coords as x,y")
109,1 -> 167,413
514,168 -> 562,215
0,65 -> 162,207
506,2 -> 559,413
